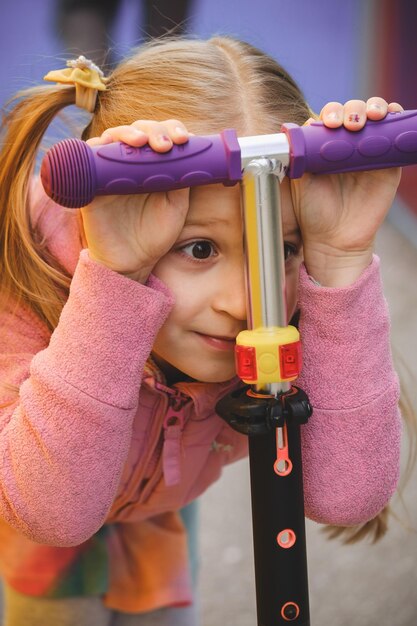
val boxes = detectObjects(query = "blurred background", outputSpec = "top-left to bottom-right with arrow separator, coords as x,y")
1,0 -> 417,624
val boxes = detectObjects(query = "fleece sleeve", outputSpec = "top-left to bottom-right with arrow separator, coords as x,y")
0,250 -> 173,546
297,255 -> 402,526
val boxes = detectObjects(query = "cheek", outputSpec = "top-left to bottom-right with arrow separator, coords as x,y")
153,268 -> 204,332
153,265 -> 197,316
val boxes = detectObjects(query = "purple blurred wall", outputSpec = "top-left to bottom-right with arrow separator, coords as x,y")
1,0 -> 365,113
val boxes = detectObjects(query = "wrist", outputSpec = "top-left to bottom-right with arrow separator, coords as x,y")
303,247 -> 373,288
87,251 -> 152,284
122,268 -> 152,283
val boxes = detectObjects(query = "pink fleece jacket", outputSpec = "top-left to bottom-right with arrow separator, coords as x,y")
0,179 -> 402,611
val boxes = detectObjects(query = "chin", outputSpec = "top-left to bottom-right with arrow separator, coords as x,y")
191,369 -> 237,384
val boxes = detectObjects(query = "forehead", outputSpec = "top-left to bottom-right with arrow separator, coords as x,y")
185,183 -> 242,227
185,180 -> 298,237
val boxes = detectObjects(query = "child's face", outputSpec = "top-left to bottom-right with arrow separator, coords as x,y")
152,179 -> 302,384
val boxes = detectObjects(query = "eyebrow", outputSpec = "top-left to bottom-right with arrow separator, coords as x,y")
284,226 -> 302,239
184,217 -> 301,240
184,217 -> 232,228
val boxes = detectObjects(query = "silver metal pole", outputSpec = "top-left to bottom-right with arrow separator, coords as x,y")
241,158 -> 290,397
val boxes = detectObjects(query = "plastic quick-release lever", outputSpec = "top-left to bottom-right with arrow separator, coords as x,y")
40,110 -> 417,208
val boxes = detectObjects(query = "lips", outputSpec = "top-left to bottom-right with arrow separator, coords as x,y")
194,332 -> 237,352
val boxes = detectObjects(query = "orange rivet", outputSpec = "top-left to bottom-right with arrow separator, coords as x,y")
277,529 -> 296,549
281,602 -> 300,621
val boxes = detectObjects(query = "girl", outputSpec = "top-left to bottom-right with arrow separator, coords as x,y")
0,37 -> 403,626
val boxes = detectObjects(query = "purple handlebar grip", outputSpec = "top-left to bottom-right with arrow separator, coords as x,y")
41,110 -> 417,208
40,130 -> 242,208
282,110 -> 417,178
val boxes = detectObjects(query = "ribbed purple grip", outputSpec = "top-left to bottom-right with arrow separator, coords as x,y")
40,139 -> 96,208
282,110 -> 417,178
41,130 -> 241,208
41,111 -> 417,208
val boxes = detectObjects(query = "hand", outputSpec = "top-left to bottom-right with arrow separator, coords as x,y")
80,120 -> 191,283
291,97 -> 403,287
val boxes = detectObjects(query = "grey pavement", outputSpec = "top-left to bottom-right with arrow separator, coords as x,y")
199,219 -> 417,626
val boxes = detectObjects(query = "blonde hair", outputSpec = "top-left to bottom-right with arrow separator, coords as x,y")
0,36 -> 412,543
0,36 -> 310,330
82,37 -> 311,140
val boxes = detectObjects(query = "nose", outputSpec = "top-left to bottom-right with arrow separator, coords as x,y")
212,261 -> 247,322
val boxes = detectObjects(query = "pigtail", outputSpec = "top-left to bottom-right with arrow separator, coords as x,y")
0,85 -> 76,330
323,505 -> 390,545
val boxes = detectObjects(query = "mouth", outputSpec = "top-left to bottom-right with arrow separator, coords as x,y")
194,332 -> 237,352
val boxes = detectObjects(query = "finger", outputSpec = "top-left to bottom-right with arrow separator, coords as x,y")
85,119 -> 191,151
319,102 -> 344,128
87,125 -> 148,147
130,121 -> 177,151
99,121 -> 173,152
366,97 -> 389,120
86,136 -> 110,147
166,187 -> 191,213
342,99 -> 367,131
132,120 -> 190,148
162,119 -> 190,143
387,101 -> 404,113
132,119 -> 191,143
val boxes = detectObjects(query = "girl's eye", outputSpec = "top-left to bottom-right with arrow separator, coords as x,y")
178,240 -> 294,262
180,240 -> 217,260
284,242 -> 297,261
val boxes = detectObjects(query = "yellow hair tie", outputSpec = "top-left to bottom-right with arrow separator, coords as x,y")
44,56 -> 107,112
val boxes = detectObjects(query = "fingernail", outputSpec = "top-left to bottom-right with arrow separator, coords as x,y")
348,113 -> 361,123
326,111 -> 341,122
100,131 -> 114,143
175,126 -> 188,137
368,103 -> 383,112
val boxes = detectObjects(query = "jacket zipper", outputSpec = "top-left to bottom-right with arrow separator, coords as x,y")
161,397 -> 186,487
139,385 -> 190,500
109,384 -> 192,518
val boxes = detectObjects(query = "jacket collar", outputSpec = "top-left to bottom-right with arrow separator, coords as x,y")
143,356 -> 241,420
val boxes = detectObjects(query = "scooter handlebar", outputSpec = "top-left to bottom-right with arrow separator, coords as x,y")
40,110 -> 417,208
